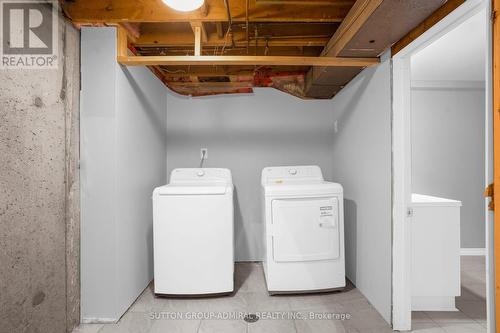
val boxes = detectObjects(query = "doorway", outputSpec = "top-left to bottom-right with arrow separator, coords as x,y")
392,0 -> 493,331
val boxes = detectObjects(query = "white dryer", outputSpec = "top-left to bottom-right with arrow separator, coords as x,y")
153,168 -> 234,295
261,165 -> 345,293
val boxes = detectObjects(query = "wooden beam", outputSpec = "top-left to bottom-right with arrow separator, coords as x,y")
134,30 -> 330,48
60,0 -> 351,23
216,22 -> 224,39
194,26 -> 202,56
303,0 -> 383,98
255,0 -> 354,5
116,25 -> 128,57
163,70 -> 254,78
321,0 -> 383,57
190,22 -> 208,43
138,46 -> 322,57
117,55 -> 379,66
119,27 -> 169,86
391,0 -> 465,55
120,22 -> 140,41
158,66 -> 306,78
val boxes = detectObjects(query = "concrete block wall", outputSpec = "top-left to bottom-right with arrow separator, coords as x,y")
0,16 -> 81,333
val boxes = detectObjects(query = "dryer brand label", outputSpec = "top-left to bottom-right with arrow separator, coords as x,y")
320,206 -> 333,217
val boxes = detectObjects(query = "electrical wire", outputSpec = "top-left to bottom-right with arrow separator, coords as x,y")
199,150 -> 206,168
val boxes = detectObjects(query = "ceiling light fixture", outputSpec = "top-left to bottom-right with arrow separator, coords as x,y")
162,0 -> 205,12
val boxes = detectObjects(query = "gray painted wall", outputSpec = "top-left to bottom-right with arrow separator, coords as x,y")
165,88 -> 336,261
411,87 -> 486,248
165,56 -> 393,323
410,9 -> 486,249
329,53 -> 393,323
0,18 -> 80,333
80,27 -> 167,321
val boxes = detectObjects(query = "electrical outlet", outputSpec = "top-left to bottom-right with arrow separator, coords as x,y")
333,120 -> 339,133
200,148 -> 208,160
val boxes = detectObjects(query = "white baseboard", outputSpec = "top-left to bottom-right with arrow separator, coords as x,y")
460,248 -> 486,256
81,318 -> 118,324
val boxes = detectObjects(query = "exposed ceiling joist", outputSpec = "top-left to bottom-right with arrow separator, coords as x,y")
60,0 -> 352,23
190,22 -> 208,44
117,24 -> 371,67
136,46 -> 323,57
320,0 -> 384,57
158,66 -> 308,78
134,22 -> 338,48
66,0 -> 448,98
136,47 -> 323,57
120,22 -> 140,41
193,26 -> 203,56
134,31 -> 330,48
117,55 -> 380,67
216,22 -> 225,38
254,0 -> 353,5
163,71 -> 252,78
304,0 -> 383,98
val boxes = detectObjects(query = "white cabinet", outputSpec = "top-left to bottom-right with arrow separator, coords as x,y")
411,194 -> 462,311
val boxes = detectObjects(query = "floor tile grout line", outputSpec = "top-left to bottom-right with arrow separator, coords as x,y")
291,318 -> 299,333
195,318 -> 203,333
457,307 -> 482,323
417,310 -> 479,331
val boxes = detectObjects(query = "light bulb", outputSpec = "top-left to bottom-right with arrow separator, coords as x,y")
162,0 -> 205,12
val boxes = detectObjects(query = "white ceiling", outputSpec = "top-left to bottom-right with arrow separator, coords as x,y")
411,10 -> 486,82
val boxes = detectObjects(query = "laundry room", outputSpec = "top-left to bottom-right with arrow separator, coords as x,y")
78,25 -> 392,332
1,1 -> 496,333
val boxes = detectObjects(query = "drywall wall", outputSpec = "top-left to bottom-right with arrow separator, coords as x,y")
329,52 -> 393,323
410,10 -> 486,249
411,87 -> 485,248
0,17 -> 81,333
165,88 -> 336,261
80,27 -> 167,321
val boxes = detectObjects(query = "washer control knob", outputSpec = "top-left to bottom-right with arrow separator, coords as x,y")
197,171 -> 205,177
289,169 -> 297,175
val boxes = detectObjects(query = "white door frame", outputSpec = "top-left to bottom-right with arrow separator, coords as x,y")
391,0 -> 489,330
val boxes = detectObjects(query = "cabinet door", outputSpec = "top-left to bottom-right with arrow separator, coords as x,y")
271,197 -> 340,262
411,206 -> 461,298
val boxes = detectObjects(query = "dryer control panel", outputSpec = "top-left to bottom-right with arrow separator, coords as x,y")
261,165 -> 323,185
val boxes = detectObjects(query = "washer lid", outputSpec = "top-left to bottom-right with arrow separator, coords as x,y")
155,168 -> 233,196
155,183 -> 229,195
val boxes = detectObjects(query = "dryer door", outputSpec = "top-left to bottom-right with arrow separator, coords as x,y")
271,197 -> 340,262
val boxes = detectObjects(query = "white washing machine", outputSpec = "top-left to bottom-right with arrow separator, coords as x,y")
261,165 -> 345,293
153,168 -> 234,295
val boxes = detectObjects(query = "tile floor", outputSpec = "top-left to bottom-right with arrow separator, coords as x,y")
411,256 -> 487,333
73,256 -> 486,333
